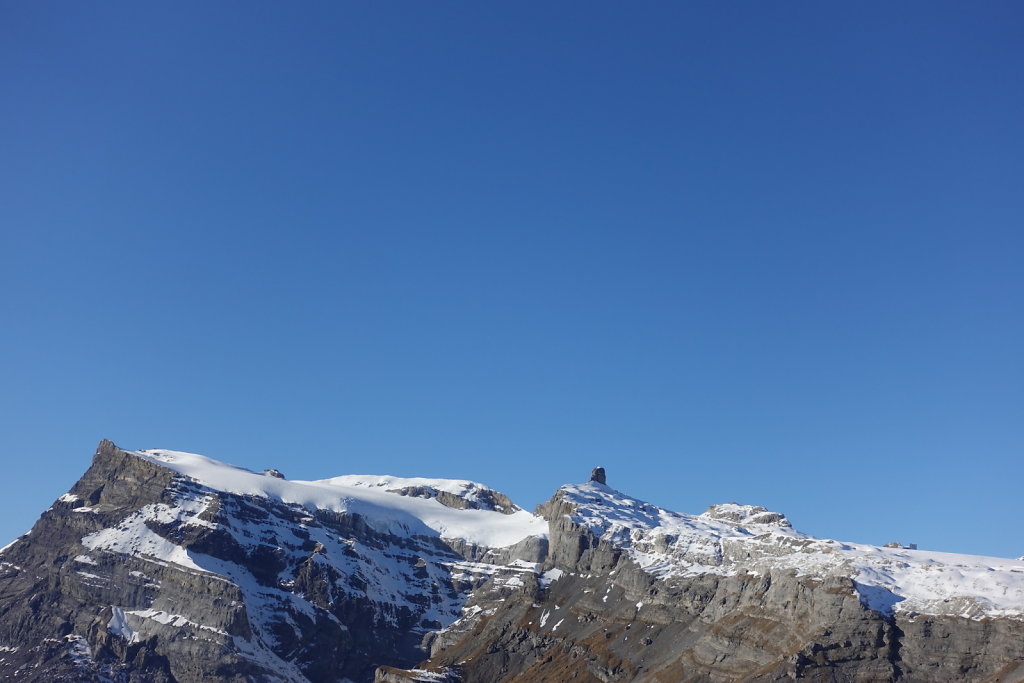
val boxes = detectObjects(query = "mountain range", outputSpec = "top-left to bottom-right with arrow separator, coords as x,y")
0,440 -> 1021,682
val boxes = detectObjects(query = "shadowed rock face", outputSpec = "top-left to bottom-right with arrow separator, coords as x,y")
0,442 -> 1022,683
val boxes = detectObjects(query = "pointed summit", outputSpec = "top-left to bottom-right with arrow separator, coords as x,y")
589,466 -> 606,485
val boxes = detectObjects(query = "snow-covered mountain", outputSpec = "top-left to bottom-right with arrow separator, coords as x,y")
552,481 -> 1024,621
0,441 -> 1021,682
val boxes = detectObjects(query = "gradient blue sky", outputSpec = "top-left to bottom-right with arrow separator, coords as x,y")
2,2 -> 1022,557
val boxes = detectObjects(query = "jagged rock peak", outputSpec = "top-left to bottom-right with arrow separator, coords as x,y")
589,466 -> 606,484
95,438 -> 119,457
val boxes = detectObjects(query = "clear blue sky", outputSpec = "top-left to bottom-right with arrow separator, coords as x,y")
2,2 -> 1021,558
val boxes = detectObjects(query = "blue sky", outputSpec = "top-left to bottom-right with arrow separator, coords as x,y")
2,2 -> 1021,557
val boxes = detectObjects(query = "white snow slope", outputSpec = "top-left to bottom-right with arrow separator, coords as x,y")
134,449 -> 546,548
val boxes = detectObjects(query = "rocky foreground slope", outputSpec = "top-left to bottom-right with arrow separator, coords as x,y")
0,441 -> 1021,682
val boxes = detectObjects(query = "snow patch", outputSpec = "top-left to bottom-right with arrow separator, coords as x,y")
127,609 -> 228,636
64,634 -> 95,670
539,568 -> 565,588
82,503 -> 210,573
108,607 -> 139,643
500,575 -> 525,588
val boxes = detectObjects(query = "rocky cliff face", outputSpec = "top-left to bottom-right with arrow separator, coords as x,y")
0,441 -> 1021,682
406,484 -> 1024,682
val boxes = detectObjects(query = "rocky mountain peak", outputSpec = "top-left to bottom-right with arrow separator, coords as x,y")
699,502 -> 791,527
315,474 -> 522,515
